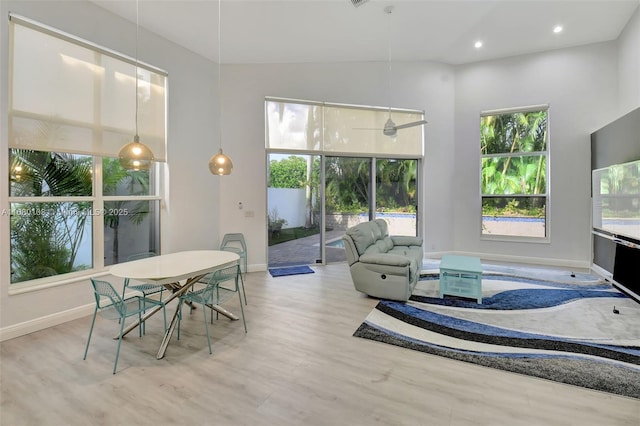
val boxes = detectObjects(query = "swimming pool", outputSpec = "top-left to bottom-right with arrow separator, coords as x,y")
326,239 -> 344,248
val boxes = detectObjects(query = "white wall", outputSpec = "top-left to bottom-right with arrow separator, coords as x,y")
0,0 -> 220,336
453,42 -> 620,267
219,61 -> 457,270
618,5 -> 640,114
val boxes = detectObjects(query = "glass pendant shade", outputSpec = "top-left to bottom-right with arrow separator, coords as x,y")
208,148 -> 233,175
119,135 -> 154,171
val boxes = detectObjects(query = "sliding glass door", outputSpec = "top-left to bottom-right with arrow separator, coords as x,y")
375,159 -> 419,236
324,156 -> 372,264
265,98 -> 423,268
267,154 -> 419,267
267,153 -> 322,267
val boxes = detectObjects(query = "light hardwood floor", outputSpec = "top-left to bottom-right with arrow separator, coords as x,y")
1,263 -> 638,426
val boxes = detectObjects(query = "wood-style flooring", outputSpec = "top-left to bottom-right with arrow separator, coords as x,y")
1,263 -> 639,425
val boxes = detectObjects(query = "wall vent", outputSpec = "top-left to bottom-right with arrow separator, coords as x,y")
351,0 -> 370,7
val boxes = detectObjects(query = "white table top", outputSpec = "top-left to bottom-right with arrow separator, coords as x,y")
109,250 -> 239,285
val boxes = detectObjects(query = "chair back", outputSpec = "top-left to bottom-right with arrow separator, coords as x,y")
176,263 -> 246,355
220,233 -> 246,252
203,265 -> 239,302
123,252 -> 158,289
209,264 -> 239,286
90,278 -> 126,316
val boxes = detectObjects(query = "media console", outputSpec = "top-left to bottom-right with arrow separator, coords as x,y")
592,231 -> 640,302
612,238 -> 640,302
590,107 -> 640,303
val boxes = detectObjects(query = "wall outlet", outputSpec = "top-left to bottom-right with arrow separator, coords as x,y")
244,210 -> 254,218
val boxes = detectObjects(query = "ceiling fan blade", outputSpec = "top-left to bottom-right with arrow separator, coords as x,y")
393,120 -> 428,130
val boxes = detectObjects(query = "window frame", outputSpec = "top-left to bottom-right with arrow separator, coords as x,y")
8,153 -> 163,292
479,105 -> 550,243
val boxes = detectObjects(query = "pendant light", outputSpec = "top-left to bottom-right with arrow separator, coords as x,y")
208,0 -> 233,175
119,0 -> 154,171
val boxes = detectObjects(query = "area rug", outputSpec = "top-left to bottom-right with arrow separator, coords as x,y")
268,265 -> 315,277
354,271 -> 640,399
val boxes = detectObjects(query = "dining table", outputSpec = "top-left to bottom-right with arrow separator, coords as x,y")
109,250 -> 240,359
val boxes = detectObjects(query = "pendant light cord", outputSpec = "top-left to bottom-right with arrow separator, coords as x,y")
218,0 -> 222,152
135,0 -> 139,138
386,6 -> 392,119
207,0 -> 232,174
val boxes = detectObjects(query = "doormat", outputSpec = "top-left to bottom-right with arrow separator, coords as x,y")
268,265 -> 315,277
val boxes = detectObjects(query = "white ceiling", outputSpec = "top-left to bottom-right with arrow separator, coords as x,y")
91,0 -> 640,65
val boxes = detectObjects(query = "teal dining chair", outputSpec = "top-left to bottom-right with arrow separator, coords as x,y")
219,233 -> 248,305
177,264 -> 247,354
122,252 -> 165,300
84,278 -> 167,374
121,252 -> 165,333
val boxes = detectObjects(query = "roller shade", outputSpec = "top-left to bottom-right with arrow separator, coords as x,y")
9,14 -> 167,161
266,98 -> 424,157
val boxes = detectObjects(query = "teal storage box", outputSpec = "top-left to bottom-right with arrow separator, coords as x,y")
439,255 -> 482,304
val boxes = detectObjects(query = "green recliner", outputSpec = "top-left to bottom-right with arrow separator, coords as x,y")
342,219 -> 423,301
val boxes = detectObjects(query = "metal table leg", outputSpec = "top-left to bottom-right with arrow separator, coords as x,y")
157,303 -> 238,359
206,304 -> 239,321
155,274 -> 209,359
156,301 -> 182,359
118,275 -> 201,339
116,273 -> 240,359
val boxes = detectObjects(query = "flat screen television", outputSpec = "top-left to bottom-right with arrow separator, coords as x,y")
592,158 -> 640,246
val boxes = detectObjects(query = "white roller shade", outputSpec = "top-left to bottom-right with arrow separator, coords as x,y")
323,105 -> 423,156
266,99 -> 424,157
9,15 -> 167,161
266,100 -> 322,152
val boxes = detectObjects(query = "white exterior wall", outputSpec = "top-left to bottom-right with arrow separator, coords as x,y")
267,188 -> 306,228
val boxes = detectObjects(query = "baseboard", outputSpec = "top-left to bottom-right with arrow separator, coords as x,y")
1,254 -> 590,342
0,303 -> 94,342
590,263 -> 613,280
424,251 -> 447,259
248,263 -> 267,272
441,251 -> 591,270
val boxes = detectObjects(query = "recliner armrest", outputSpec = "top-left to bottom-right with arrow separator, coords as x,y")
390,236 -> 423,247
359,253 -> 411,267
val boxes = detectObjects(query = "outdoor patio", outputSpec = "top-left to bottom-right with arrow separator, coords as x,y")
268,229 -> 347,268
268,216 -> 547,268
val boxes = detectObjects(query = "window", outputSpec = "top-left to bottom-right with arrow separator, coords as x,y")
266,98 -> 423,267
7,15 -> 166,286
102,158 -> 161,267
480,106 -> 549,239
9,150 -> 94,283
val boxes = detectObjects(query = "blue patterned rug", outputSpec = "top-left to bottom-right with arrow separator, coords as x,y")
354,270 -> 640,399
269,265 -> 315,277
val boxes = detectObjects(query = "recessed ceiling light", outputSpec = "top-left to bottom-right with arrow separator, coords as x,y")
474,41 -> 483,49
553,25 -> 563,34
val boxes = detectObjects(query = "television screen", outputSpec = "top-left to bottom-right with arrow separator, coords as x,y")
592,159 -> 640,243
